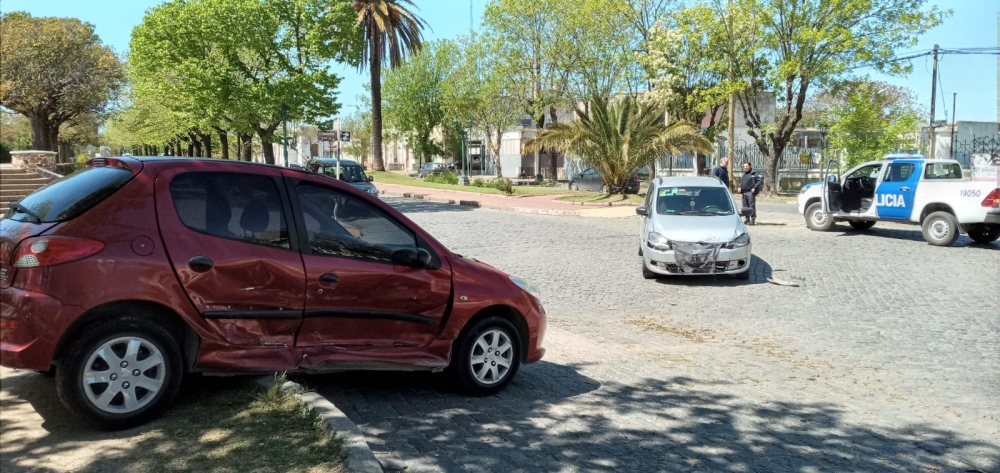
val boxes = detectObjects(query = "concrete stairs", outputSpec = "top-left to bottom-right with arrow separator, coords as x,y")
1,166 -> 53,216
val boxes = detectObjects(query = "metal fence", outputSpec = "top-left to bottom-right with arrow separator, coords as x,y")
951,135 -> 1000,168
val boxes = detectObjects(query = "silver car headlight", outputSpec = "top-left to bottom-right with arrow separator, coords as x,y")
646,232 -> 672,251
724,232 -> 751,249
509,275 -> 541,300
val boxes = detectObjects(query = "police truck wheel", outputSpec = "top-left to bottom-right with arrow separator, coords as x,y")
805,202 -> 834,231
921,211 -> 960,246
848,220 -> 876,230
967,225 -> 1000,244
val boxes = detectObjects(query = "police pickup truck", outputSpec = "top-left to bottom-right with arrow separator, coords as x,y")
798,154 -> 1000,246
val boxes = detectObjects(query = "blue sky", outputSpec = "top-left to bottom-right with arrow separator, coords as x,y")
4,0 -> 997,122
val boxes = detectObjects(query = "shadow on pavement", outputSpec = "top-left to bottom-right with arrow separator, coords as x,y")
306,365 -> 1000,472
834,226 -> 1000,249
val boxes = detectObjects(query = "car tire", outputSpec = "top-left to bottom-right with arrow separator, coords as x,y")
641,258 -> 657,280
848,220 -> 876,230
570,182 -> 579,191
966,225 -> 1000,244
56,316 -> 184,430
805,202 -> 834,231
450,317 -> 522,396
921,211 -> 960,246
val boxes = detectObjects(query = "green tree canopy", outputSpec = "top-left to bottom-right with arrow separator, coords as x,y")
128,0 -> 360,163
691,0 -> 947,194
0,12 -> 124,151
822,80 -> 923,167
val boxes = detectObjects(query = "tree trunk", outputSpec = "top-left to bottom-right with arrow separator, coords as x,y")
28,113 -> 49,150
370,60 -> 386,171
201,132 -> 213,158
491,129 -> 503,178
239,132 -> 253,161
252,123 -> 279,165
214,127 -> 230,159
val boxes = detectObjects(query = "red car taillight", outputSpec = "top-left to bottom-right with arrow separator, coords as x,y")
982,189 -> 1000,208
11,237 -> 104,268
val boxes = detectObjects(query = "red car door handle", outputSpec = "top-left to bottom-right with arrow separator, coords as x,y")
188,256 -> 213,273
319,273 -> 339,283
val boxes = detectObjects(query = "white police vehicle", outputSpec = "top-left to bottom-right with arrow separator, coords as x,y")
798,154 -> 1000,246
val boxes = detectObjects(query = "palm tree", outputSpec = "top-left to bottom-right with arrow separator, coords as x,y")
533,95 -> 714,195
352,0 -> 427,172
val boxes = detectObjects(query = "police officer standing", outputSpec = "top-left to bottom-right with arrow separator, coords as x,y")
738,161 -> 762,225
712,157 -> 730,187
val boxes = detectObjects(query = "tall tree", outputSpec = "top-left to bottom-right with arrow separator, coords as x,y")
533,95 -> 713,194
381,39 -> 456,165
483,0 -> 636,180
639,8 -> 729,174
129,0 -> 360,164
445,33 -> 524,178
352,0 -> 428,172
695,0 -> 947,195
823,80 -> 923,167
0,12 -> 124,152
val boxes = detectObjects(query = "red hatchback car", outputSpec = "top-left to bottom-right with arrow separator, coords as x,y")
1,157 -> 546,429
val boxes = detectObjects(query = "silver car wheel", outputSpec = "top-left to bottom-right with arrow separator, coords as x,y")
82,336 -> 166,414
469,329 -> 514,385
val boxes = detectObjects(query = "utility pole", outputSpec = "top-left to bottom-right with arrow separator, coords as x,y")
949,93 -> 957,159
726,0 -> 735,193
929,44 -> 939,158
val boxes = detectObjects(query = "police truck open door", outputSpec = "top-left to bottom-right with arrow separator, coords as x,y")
821,159 -> 842,214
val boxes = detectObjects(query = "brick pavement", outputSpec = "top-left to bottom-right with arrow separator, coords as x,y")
309,197 -> 1000,472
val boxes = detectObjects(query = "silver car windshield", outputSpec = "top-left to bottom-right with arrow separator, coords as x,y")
655,186 -> 733,215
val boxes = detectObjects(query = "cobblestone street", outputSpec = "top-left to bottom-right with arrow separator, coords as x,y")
309,198 -> 1000,472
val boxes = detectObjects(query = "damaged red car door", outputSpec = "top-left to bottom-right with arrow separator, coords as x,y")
156,168 -> 305,369
287,177 -> 452,369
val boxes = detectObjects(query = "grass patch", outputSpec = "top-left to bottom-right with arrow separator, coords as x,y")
370,171 -> 579,196
556,194 -> 644,204
123,376 -> 345,473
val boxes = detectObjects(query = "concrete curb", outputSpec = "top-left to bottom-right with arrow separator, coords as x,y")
255,376 -> 383,473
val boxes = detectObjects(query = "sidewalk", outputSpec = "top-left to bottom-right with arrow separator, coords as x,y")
374,182 -> 795,218
374,182 -> 637,218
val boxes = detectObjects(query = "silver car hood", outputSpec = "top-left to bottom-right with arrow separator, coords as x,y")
651,214 -> 746,243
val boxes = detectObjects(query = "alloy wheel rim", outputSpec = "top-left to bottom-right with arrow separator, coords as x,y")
82,336 -> 166,414
469,329 -> 514,385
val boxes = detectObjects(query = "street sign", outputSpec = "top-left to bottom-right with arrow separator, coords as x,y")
318,130 -> 337,141
340,131 -> 351,142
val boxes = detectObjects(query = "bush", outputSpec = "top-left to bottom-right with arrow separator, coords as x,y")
491,177 -> 514,195
471,177 -> 487,188
426,171 -> 459,185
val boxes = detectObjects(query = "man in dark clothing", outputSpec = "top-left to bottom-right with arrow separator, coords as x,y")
712,157 -> 730,188
738,161 -> 762,225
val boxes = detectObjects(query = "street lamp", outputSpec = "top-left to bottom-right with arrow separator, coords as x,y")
280,103 -> 289,167
453,118 -> 472,185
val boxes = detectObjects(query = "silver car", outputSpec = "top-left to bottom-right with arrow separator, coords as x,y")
636,176 -> 752,279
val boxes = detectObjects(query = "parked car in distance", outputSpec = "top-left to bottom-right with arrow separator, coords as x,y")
636,176 -> 752,280
568,168 -> 641,194
1,156 -> 546,429
311,158 -> 378,198
417,162 -> 447,178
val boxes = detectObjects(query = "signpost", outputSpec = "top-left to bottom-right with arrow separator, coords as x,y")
318,122 -> 351,179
